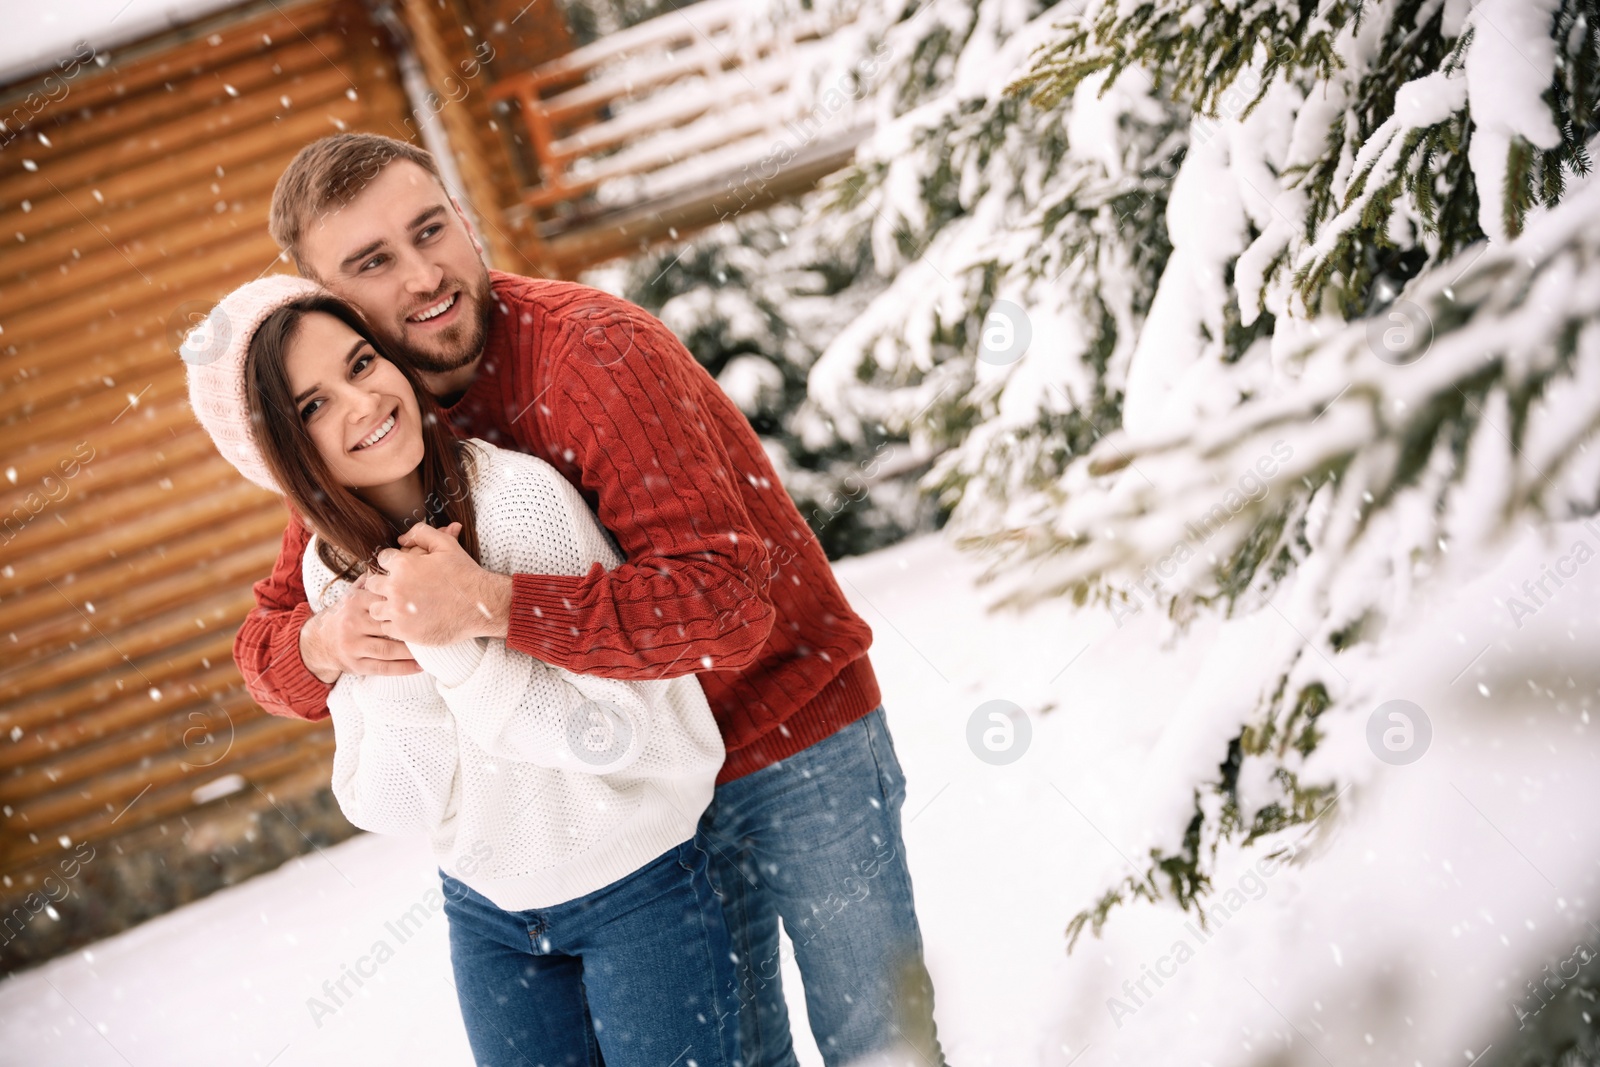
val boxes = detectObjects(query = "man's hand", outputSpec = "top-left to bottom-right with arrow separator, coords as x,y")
366,522 -> 513,646
298,574 -> 421,683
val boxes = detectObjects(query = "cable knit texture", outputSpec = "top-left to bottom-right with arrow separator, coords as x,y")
238,271 -> 883,783
306,438 -> 724,911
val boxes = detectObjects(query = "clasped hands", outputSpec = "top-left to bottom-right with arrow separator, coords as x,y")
299,522 -> 513,684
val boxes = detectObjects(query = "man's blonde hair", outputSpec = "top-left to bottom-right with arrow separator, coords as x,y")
269,133 -> 445,279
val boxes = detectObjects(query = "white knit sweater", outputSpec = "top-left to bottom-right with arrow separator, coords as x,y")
303,438 -> 724,911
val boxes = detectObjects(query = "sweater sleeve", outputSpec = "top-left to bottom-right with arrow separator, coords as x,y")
325,672 -> 460,836
505,295 -> 777,679
300,542 -> 460,836
405,448 -> 659,774
233,511 -> 334,723
410,638 -> 652,775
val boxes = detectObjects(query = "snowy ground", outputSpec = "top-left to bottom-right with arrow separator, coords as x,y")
1,524 -> 1596,1066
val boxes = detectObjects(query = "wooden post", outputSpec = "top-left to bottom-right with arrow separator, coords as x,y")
393,0 -> 554,275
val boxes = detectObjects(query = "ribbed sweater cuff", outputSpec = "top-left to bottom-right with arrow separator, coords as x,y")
265,602 -> 334,721
505,571 -> 591,663
717,655 -> 883,783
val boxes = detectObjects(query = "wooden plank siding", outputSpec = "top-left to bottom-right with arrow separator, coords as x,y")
0,0 -> 857,976
0,0 -> 424,975
391,0 -> 573,279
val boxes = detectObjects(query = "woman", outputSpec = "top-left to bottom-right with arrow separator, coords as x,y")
183,275 -> 739,1067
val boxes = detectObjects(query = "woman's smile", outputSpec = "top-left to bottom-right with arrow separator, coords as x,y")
352,410 -> 399,452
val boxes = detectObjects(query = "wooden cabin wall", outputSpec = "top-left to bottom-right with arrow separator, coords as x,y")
459,0 -> 577,76
394,0 -> 575,277
0,0 -> 420,975
456,0 -> 579,200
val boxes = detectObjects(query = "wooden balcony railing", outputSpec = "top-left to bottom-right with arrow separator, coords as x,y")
486,0 -> 873,271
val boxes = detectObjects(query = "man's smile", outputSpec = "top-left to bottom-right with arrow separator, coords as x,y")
408,291 -> 461,328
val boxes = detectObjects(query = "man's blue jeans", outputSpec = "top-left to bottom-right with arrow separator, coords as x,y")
438,833 -> 741,1067
702,705 -> 948,1067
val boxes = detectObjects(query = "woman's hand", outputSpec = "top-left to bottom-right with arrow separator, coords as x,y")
365,522 -> 513,646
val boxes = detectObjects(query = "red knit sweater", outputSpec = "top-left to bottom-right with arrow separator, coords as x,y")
234,271 -> 881,782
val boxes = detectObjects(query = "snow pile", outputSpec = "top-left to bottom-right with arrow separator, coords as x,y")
2,529 -> 1594,1065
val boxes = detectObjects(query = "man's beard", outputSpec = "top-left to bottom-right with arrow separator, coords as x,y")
383,270 -> 493,376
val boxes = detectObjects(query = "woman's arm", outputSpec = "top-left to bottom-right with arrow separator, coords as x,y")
405,447 -> 676,774
326,672 -> 461,835
304,545 -> 460,836
408,638 -> 653,774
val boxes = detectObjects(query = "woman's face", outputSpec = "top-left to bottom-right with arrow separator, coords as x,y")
282,311 -> 425,491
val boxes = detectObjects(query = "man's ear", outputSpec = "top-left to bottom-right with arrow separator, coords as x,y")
449,194 -> 488,263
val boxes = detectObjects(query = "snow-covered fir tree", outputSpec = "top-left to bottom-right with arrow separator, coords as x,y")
587,0 -> 1189,558
988,0 -> 1600,946
588,1 -> 1599,1058
557,0 -> 703,45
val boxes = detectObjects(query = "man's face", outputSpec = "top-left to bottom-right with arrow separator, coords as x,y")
297,160 -> 492,379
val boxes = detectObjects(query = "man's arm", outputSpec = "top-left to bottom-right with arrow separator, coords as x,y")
235,514 -> 334,721
235,511 -> 421,721
505,296 -> 778,679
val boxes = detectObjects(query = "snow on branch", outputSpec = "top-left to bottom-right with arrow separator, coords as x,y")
970,169 -> 1600,617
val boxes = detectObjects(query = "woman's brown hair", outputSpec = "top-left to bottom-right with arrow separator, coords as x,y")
244,293 -> 480,580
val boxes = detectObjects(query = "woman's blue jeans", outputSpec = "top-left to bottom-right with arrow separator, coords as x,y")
438,705 -> 945,1067
701,705 -> 947,1067
438,832 -> 741,1067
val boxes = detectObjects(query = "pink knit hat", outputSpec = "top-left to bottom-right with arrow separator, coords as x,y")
181,274 -> 329,494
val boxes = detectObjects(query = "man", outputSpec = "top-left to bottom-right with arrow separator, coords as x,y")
236,133 -> 947,1067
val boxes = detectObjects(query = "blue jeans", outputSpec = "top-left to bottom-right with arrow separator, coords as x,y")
438,832 -> 741,1067
701,705 -> 947,1067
